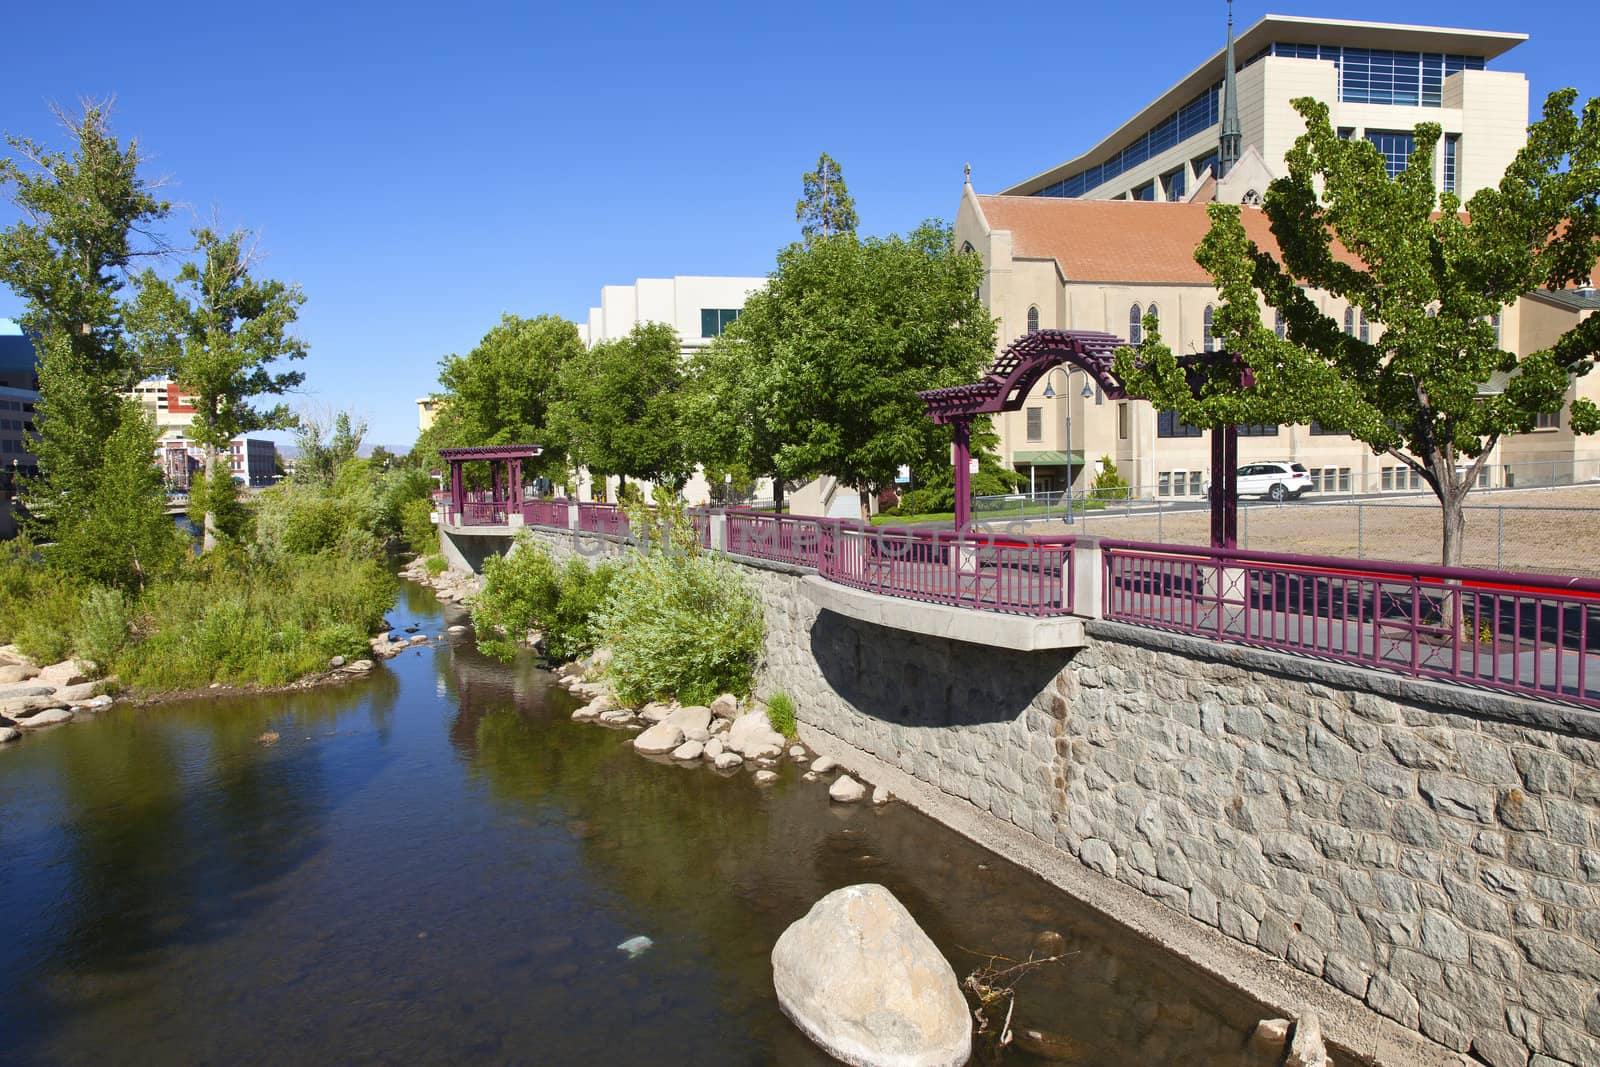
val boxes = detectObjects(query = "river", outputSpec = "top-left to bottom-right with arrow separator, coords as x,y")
0,580 -> 1281,1065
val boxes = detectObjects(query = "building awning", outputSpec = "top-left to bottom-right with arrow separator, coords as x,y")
1012,450 -> 1084,466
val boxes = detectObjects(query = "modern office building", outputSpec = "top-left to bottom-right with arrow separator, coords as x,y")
0,320 -> 40,536
961,15 -> 1597,501
155,434 -> 278,489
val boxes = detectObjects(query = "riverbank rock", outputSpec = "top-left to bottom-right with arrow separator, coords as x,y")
1249,1018 -> 1291,1060
341,659 -> 374,673
703,737 -> 724,760
3,695 -> 68,717
728,711 -> 785,759
713,750 -> 743,770
666,705 -> 712,740
672,739 -> 704,761
788,745 -> 806,760
872,786 -> 891,806
598,709 -> 634,726
633,722 -> 684,755
0,664 -> 38,684
754,769 -> 778,785
17,706 -> 73,729
329,655 -> 346,668
1284,1013 -> 1331,1067
0,726 -> 18,743
38,660 -> 89,687
638,702 -> 672,724
772,884 -> 970,1067
710,693 -> 739,719
55,682 -> 101,705
811,756 -> 839,775
830,775 -> 868,803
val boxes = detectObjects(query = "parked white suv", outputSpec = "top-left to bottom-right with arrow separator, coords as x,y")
1205,461 -> 1314,502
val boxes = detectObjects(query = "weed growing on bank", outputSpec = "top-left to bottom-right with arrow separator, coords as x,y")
765,692 -> 797,739
472,536 -> 617,661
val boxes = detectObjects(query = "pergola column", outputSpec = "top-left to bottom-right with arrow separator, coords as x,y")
450,460 -> 465,524
1210,424 -> 1239,549
952,417 -> 973,530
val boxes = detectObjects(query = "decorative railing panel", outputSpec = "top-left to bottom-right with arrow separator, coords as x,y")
461,501 -> 510,526
821,525 -> 1075,617
1101,541 -> 1600,709
726,511 -> 826,568
523,499 -> 570,529
577,503 -> 629,538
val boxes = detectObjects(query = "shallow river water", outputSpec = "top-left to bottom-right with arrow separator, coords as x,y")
0,581 -> 1283,1065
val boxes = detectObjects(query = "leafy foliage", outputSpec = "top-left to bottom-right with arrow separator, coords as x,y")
765,691 -> 797,739
595,546 -> 764,707
796,151 -> 859,247
1115,90 -> 1600,564
551,321 -> 690,492
472,536 -> 617,662
1089,457 -> 1132,500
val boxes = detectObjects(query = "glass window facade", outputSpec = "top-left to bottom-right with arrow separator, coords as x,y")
1443,134 -> 1459,193
1366,131 -> 1416,178
1035,83 -> 1220,198
1264,43 -> 1484,107
700,308 -> 741,337
1133,181 -> 1156,201
1157,410 -> 1203,438
1162,167 -> 1186,202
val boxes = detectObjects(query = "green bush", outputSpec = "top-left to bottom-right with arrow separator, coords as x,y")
595,549 -> 763,707
76,586 -> 132,673
765,692 -> 797,738
473,537 -> 617,662
425,554 -> 448,577
400,496 -> 437,553
1090,457 -> 1132,500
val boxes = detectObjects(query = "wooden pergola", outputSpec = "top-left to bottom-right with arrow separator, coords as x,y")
918,329 -> 1245,547
438,444 -> 543,526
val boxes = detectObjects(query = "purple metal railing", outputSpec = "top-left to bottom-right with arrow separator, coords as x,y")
1101,540 -> 1600,709
822,524 -> 1075,616
523,498 -> 570,529
577,502 -> 630,537
688,508 -> 713,549
726,510 -> 826,568
460,501 -> 510,526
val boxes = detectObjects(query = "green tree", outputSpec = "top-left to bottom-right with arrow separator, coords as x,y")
0,103 -> 170,552
1116,91 -> 1600,566
795,151 -> 859,247
682,330 -> 788,510
726,222 -> 994,518
133,227 -> 306,551
551,322 -> 689,496
429,313 -> 581,478
293,409 -> 366,487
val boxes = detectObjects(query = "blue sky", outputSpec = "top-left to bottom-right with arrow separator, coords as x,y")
1,1 -> 1596,447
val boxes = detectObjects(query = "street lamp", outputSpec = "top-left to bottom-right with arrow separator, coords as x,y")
1041,369 -> 1095,524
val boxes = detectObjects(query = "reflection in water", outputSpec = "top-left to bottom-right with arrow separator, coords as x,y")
0,585 -> 1281,1066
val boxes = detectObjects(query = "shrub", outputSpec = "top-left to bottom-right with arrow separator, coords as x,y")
425,554 -> 448,577
76,586 -> 132,672
473,537 -> 617,661
765,692 -> 797,738
0,537 -> 77,651
595,549 -> 763,706
1090,457 -> 1132,500
400,496 -> 437,554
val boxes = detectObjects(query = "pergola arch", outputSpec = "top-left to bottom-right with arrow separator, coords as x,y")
919,329 -> 1245,544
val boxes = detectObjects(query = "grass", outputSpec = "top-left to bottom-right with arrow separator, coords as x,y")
425,554 -> 448,577
765,692 -> 797,738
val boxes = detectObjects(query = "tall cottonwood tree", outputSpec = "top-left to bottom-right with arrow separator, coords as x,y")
0,103 -> 175,577
134,227 -> 306,550
1116,90 -> 1600,566
795,152 -> 859,247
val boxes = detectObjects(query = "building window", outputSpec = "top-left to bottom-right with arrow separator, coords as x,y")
1344,307 -> 1356,335
1033,84 -> 1222,198
1189,471 -> 1203,496
1309,421 -> 1343,436
1193,151 -> 1220,181
700,308 -> 741,338
1146,303 -> 1160,334
1027,306 -> 1040,334
1162,167 -> 1186,202
1118,402 -> 1130,440
1443,134 -> 1459,194
1157,410 -> 1202,438
1158,471 -> 1171,497
1133,181 -> 1156,202
1491,313 -> 1502,348
1203,305 -> 1216,352
1128,304 -> 1143,345
1267,43 -> 1484,108
1535,411 -> 1560,430
1026,407 -> 1042,441
1359,310 -> 1370,343
1274,309 -> 1286,339
1365,131 -> 1416,178
1337,127 -> 1355,140
1236,423 -> 1280,437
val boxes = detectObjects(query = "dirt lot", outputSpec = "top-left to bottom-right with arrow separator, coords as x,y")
1017,485 -> 1600,575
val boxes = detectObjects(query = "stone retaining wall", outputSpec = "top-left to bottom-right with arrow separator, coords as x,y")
513,527 -> 1600,1067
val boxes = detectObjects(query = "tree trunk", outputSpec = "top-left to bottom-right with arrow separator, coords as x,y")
1439,484 -> 1467,569
772,476 -> 785,514
201,446 -> 219,554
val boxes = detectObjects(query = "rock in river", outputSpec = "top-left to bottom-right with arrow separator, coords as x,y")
727,711 -> 785,760
633,722 -> 684,755
829,775 -> 868,804
772,883 -> 970,1067
671,740 -> 704,761
0,726 -> 18,743
17,706 -> 73,729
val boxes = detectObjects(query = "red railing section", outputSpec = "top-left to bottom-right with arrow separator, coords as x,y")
824,524 -> 1075,616
577,502 -> 629,538
523,498 -> 570,529
726,510 -> 826,568
1100,540 -> 1600,710
460,501 -> 510,526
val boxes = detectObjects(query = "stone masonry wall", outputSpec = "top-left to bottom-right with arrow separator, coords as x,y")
510,528 -> 1600,1067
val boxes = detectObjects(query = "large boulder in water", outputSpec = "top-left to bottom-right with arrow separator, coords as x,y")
772,883 -> 970,1067
727,711 -> 785,759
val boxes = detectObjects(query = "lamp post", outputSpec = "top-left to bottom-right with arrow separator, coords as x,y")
1041,369 -> 1095,524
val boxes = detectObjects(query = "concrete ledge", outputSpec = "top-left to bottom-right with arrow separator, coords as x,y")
796,723 -> 1463,1067
799,575 -> 1086,651
1088,619 -> 1600,742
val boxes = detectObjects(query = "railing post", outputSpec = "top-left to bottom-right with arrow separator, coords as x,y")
710,510 -> 727,554
566,501 -> 579,533
1073,538 -> 1103,619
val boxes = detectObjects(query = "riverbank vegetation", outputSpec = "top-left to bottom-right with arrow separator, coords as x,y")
0,106 -> 403,693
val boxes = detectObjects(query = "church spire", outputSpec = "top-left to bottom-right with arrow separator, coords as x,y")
1219,0 -> 1242,179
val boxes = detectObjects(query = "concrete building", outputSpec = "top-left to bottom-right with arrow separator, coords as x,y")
0,321 -> 40,537
416,396 -> 440,433
129,379 -> 198,429
961,14 -> 1597,501
156,434 -> 277,489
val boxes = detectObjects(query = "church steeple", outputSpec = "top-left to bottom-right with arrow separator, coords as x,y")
1218,0 -> 1242,179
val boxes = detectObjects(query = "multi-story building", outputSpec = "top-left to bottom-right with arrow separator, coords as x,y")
155,434 -> 277,489
962,15 -> 1598,500
0,320 -> 40,536
129,379 -> 198,429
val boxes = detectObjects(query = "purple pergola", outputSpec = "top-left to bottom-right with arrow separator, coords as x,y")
918,329 -> 1244,547
438,444 -> 543,526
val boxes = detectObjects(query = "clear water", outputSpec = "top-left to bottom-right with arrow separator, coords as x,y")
0,581 -> 1280,1065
